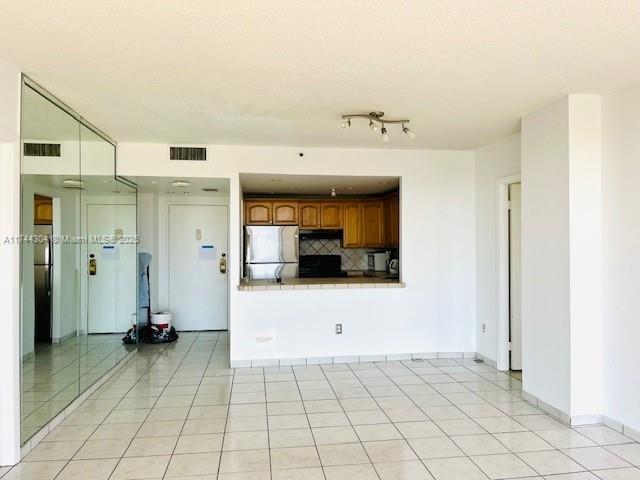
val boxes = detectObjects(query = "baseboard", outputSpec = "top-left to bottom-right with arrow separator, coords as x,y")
231,351 -> 477,368
51,330 -> 77,344
19,349 -> 137,461
474,353 -> 497,368
521,390 -> 571,425
603,415 -> 640,442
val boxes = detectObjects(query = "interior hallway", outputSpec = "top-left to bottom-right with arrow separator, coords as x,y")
3,332 -> 640,480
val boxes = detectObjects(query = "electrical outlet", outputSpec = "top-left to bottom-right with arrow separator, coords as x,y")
335,324 -> 342,334
482,323 -> 486,333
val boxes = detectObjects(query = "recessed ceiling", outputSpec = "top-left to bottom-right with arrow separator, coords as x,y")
241,173 -> 398,196
2,2 -> 640,149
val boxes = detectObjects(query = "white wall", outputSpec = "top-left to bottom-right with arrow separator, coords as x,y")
602,82 -> 640,432
521,97 -> 572,414
118,144 -> 477,362
521,95 -> 604,419
0,58 -> 22,465
474,133 -> 520,364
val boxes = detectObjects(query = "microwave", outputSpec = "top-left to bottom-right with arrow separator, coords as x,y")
367,252 -> 389,272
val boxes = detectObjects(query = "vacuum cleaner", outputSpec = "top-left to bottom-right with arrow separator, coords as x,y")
123,252 -> 178,344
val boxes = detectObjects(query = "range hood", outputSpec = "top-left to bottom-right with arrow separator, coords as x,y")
299,229 -> 343,240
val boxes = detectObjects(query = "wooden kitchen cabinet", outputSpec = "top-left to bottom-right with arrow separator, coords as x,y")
245,200 -> 272,225
384,193 -> 400,248
34,195 -> 53,225
272,201 -> 298,225
342,203 -> 362,247
320,202 -> 342,228
299,202 -> 321,228
362,200 -> 385,248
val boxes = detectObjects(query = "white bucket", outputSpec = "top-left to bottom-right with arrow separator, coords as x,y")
151,312 -> 172,332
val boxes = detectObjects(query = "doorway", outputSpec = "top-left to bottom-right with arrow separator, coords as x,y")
508,183 -> 522,371
33,195 -> 53,343
169,204 -> 228,331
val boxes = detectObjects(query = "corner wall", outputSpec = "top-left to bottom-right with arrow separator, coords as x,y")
602,82 -> 640,433
474,133 -> 520,364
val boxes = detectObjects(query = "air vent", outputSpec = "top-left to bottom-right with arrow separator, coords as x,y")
24,143 -> 61,157
170,146 -> 207,161
202,188 -> 219,192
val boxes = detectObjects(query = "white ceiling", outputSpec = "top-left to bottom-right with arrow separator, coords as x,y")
241,173 -> 399,196
2,1 -> 640,149
135,176 -> 230,196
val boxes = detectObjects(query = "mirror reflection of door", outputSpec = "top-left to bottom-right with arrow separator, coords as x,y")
87,203 -> 137,334
33,195 -> 53,343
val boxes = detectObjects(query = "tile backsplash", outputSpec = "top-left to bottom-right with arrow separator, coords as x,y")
299,239 -> 369,271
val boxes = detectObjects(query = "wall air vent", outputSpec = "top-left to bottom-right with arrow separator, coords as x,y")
24,143 -> 61,157
169,146 -> 207,161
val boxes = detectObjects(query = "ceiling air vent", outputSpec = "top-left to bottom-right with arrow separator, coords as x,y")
24,143 -> 61,157
169,146 -> 207,161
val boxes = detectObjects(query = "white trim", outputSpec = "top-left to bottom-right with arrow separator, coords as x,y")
495,173 -> 521,371
233,352 -> 478,368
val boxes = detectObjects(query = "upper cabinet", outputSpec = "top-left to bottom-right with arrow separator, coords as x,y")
384,193 -> 400,248
243,194 -> 398,249
299,202 -> 321,228
245,201 -> 272,225
361,200 -> 385,248
320,202 -> 342,228
34,195 -> 53,225
273,201 -> 298,225
342,203 -> 362,248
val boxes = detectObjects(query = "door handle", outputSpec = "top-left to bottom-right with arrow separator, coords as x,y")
89,254 -> 97,276
219,253 -> 227,274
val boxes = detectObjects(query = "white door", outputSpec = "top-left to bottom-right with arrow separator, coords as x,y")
87,204 -> 137,333
169,205 -> 228,331
509,183 -> 522,371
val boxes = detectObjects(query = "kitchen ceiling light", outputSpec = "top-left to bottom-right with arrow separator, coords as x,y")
381,126 -> 390,143
171,180 -> 191,187
340,111 -> 414,141
402,124 -> 416,139
330,188 -> 336,197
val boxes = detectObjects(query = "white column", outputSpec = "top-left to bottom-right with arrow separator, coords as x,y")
521,94 -> 603,421
0,58 -> 22,465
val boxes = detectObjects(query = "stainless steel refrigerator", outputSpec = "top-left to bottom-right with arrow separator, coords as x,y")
244,226 -> 299,280
33,224 -> 53,343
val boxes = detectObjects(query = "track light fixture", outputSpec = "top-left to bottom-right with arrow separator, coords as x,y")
340,111 -> 415,142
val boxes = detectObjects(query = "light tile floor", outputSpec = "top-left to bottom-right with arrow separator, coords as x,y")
22,334 -> 134,440
4,331 -> 640,480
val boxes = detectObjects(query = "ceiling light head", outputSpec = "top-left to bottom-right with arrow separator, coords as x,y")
171,180 -> 191,188
369,120 -> 378,132
381,126 -> 390,143
330,188 -> 336,197
340,118 -> 351,129
402,124 -> 416,139
63,178 -> 83,187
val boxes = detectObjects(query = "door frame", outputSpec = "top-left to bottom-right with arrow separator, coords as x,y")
496,173 -> 521,371
160,198 -> 230,331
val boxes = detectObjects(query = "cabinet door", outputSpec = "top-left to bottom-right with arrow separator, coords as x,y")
362,201 -> 385,247
34,196 -> 53,225
245,201 -> 272,225
273,201 -> 298,225
384,194 -> 400,248
342,203 -> 362,247
321,202 -> 342,228
299,202 -> 321,228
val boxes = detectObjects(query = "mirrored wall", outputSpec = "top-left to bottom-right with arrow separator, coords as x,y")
20,80 -> 137,443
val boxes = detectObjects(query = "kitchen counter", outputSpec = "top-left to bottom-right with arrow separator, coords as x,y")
238,272 -> 404,290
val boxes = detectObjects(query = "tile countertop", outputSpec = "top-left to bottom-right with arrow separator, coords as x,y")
238,272 -> 404,290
